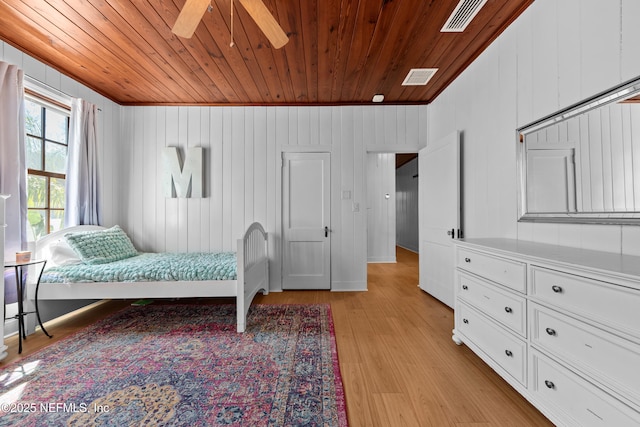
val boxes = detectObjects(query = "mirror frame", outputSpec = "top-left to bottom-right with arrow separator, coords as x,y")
517,75 -> 640,225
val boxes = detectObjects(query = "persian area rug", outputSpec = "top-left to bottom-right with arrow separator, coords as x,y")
0,304 -> 348,426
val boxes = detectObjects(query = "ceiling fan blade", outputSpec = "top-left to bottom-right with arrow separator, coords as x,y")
237,0 -> 289,49
172,0 -> 211,38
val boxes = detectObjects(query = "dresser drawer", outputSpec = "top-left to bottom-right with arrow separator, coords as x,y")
530,349 -> 640,427
457,301 -> 527,386
457,272 -> 527,337
456,247 -> 526,293
531,266 -> 640,340
531,303 -> 640,407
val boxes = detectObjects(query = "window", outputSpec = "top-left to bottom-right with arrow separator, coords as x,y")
24,94 -> 70,240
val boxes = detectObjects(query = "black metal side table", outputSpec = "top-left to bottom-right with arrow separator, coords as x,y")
4,259 -> 52,353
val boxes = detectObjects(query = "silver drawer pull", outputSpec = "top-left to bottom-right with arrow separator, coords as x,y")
552,285 -> 563,293
462,285 -> 468,290
545,327 -> 557,336
462,318 -> 469,324
505,349 -> 513,357
464,257 -> 471,263
504,307 -> 512,313
544,380 -> 555,389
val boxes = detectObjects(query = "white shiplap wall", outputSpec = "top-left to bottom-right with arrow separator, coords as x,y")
428,0 -> 640,257
119,105 -> 428,291
366,153 -> 396,263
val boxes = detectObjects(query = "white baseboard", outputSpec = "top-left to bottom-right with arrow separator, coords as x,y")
397,244 -> 419,253
367,257 -> 396,263
331,281 -> 368,292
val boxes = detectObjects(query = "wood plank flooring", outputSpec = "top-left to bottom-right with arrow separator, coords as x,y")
1,247 -> 553,426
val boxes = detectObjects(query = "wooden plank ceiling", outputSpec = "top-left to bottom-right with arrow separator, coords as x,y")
0,0 -> 532,106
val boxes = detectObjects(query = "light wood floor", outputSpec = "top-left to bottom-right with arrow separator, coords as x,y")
2,247 -> 553,426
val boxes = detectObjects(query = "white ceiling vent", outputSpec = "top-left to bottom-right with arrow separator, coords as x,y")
441,0 -> 488,32
401,68 -> 438,86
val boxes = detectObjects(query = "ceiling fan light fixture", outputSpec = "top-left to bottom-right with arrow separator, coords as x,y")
237,0 -> 289,48
172,0 -> 288,48
171,0 -> 211,38
372,94 -> 384,103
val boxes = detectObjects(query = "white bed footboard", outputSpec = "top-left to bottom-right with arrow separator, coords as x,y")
236,222 -> 269,332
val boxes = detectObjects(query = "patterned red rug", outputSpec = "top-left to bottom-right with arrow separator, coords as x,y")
0,304 -> 347,426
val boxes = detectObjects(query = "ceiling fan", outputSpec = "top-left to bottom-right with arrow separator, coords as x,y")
172,0 -> 289,49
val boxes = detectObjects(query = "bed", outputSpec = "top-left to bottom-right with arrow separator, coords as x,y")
28,222 -> 269,332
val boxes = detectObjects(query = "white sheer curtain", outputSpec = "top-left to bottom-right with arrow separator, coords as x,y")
65,98 -> 101,226
0,61 -> 27,253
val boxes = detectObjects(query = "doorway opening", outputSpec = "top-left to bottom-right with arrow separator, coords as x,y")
366,152 -> 419,268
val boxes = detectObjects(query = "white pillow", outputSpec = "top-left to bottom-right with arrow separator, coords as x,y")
49,240 -> 83,267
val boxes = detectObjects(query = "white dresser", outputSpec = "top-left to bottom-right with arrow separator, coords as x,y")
0,195 -> 9,360
453,238 -> 640,427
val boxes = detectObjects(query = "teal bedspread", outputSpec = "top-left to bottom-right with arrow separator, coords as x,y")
41,252 -> 237,283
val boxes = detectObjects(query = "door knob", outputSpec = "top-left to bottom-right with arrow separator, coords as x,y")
325,226 -> 331,237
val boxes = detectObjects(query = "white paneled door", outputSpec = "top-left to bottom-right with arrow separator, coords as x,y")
282,153 -> 331,289
419,131 -> 460,308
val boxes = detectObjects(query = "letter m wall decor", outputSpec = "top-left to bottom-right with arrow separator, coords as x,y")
162,147 -> 203,198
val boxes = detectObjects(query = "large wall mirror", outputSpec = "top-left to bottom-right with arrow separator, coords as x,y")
517,76 -> 640,224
